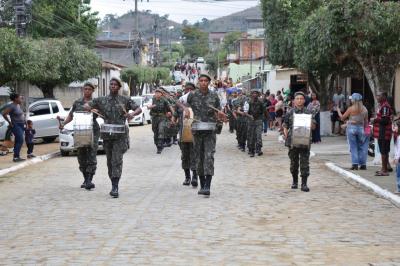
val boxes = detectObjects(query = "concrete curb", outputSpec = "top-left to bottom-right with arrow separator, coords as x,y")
0,151 -> 60,177
326,162 -> 400,208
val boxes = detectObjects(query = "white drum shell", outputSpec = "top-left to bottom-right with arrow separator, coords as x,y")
100,124 -> 126,134
291,113 -> 312,148
191,122 -> 217,131
73,112 -> 94,147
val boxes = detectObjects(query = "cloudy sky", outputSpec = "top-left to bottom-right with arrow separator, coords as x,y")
90,0 -> 260,23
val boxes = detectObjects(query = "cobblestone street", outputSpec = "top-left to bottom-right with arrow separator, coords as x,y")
0,125 -> 399,265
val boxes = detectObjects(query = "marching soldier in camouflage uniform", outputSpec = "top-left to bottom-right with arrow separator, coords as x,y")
282,91 -> 315,192
226,90 -> 238,133
86,77 -> 142,198
246,89 -> 264,157
148,88 -> 174,154
60,82 -> 99,190
234,90 -> 248,152
183,74 -> 225,197
176,82 -> 198,187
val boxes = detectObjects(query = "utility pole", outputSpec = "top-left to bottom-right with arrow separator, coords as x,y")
14,0 -> 27,37
14,0 -> 29,114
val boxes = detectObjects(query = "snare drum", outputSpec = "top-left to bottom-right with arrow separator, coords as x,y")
291,113 -> 312,148
73,112 -> 94,147
100,124 -> 126,134
191,122 -> 217,131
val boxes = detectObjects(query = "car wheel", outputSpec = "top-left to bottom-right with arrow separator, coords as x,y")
43,137 -> 57,143
60,150 -> 69,156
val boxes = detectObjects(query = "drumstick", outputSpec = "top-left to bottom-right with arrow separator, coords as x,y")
91,109 -> 105,118
208,105 -> 228,119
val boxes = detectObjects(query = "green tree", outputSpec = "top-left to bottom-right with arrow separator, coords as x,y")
0,0 -> 14,27
121,66 -> 170,96
182,26 -> 209,59
29,38 -> 101,98
28,0 -> 99,46
0,28 -> 35,86
319,0 -> 400,97
222,31 -> 242,53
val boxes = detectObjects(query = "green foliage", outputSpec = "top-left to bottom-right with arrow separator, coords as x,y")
222,31 -> 242,53
29,38 -> 101,97
28,0 -> 99,47
0,30 -> 100,97
0,28 -> 35,85
262,0 -> 324,67
0,0 -> 14,27
121,66 -> 170,95
182,26 -> 209,59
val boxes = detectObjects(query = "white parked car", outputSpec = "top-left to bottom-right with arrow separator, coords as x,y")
0,99 -> 68,142
128,96 -> 151,126
28,99 -> 68,143
59,117 -> 104,156
196,57 -> 205,64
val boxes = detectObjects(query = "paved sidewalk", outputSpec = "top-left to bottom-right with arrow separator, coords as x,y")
311,135 -> 399,194
0,139 -> 59,172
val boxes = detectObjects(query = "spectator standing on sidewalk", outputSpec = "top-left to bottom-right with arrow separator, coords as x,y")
373,92 -> 393,176
337,93 -> 369,170
2,93 -> 26,162
269,94 -> 277,130
25,120 -> 36,159
331,87 -> 345,135
307,93 -> 321,143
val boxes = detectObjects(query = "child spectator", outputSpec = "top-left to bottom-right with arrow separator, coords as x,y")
25,120 -> 36,158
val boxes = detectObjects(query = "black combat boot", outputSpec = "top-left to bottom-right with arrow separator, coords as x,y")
291,175 -> 298,189
85,174 -> 95,190
203,175 -> 212,196
301,176 -> 310,192
198,176 -> 206,195
109,178 -> 120,198
183,169 -> 191,186
157,141 -> 163,154
81,175 -> 87,188
173,136 -> 178,145
191,170 -> 198,187
249,149 -> 255,157
240,144 -> 245,152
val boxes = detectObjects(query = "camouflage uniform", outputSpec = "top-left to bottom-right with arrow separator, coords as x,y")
234,97 -> 248,150
282,106 -> 315,189
70,98 -> 100,178
150,97 -> 171,151
227,97 -> 236,133
90,95 -> 139,181
175,102 -> 197,186
187,89 -> 220,194
247,98 -> 264,155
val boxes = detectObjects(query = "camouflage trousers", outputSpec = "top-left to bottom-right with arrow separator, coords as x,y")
247,120 -> 263,153
288,147 -> 310,178
236,118 -> 248,146
103,137 -> 129,179
77,130 -> 99,176
228,114 -> 236,132
151,116 -> 166,146
179,141 -> 196,170
193,131 -> 216,176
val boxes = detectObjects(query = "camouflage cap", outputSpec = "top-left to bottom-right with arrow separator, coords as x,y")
198,73 -> 211,81
83,82 -> 96,90
110,77 -> 122,87
184,82 -> 196,90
